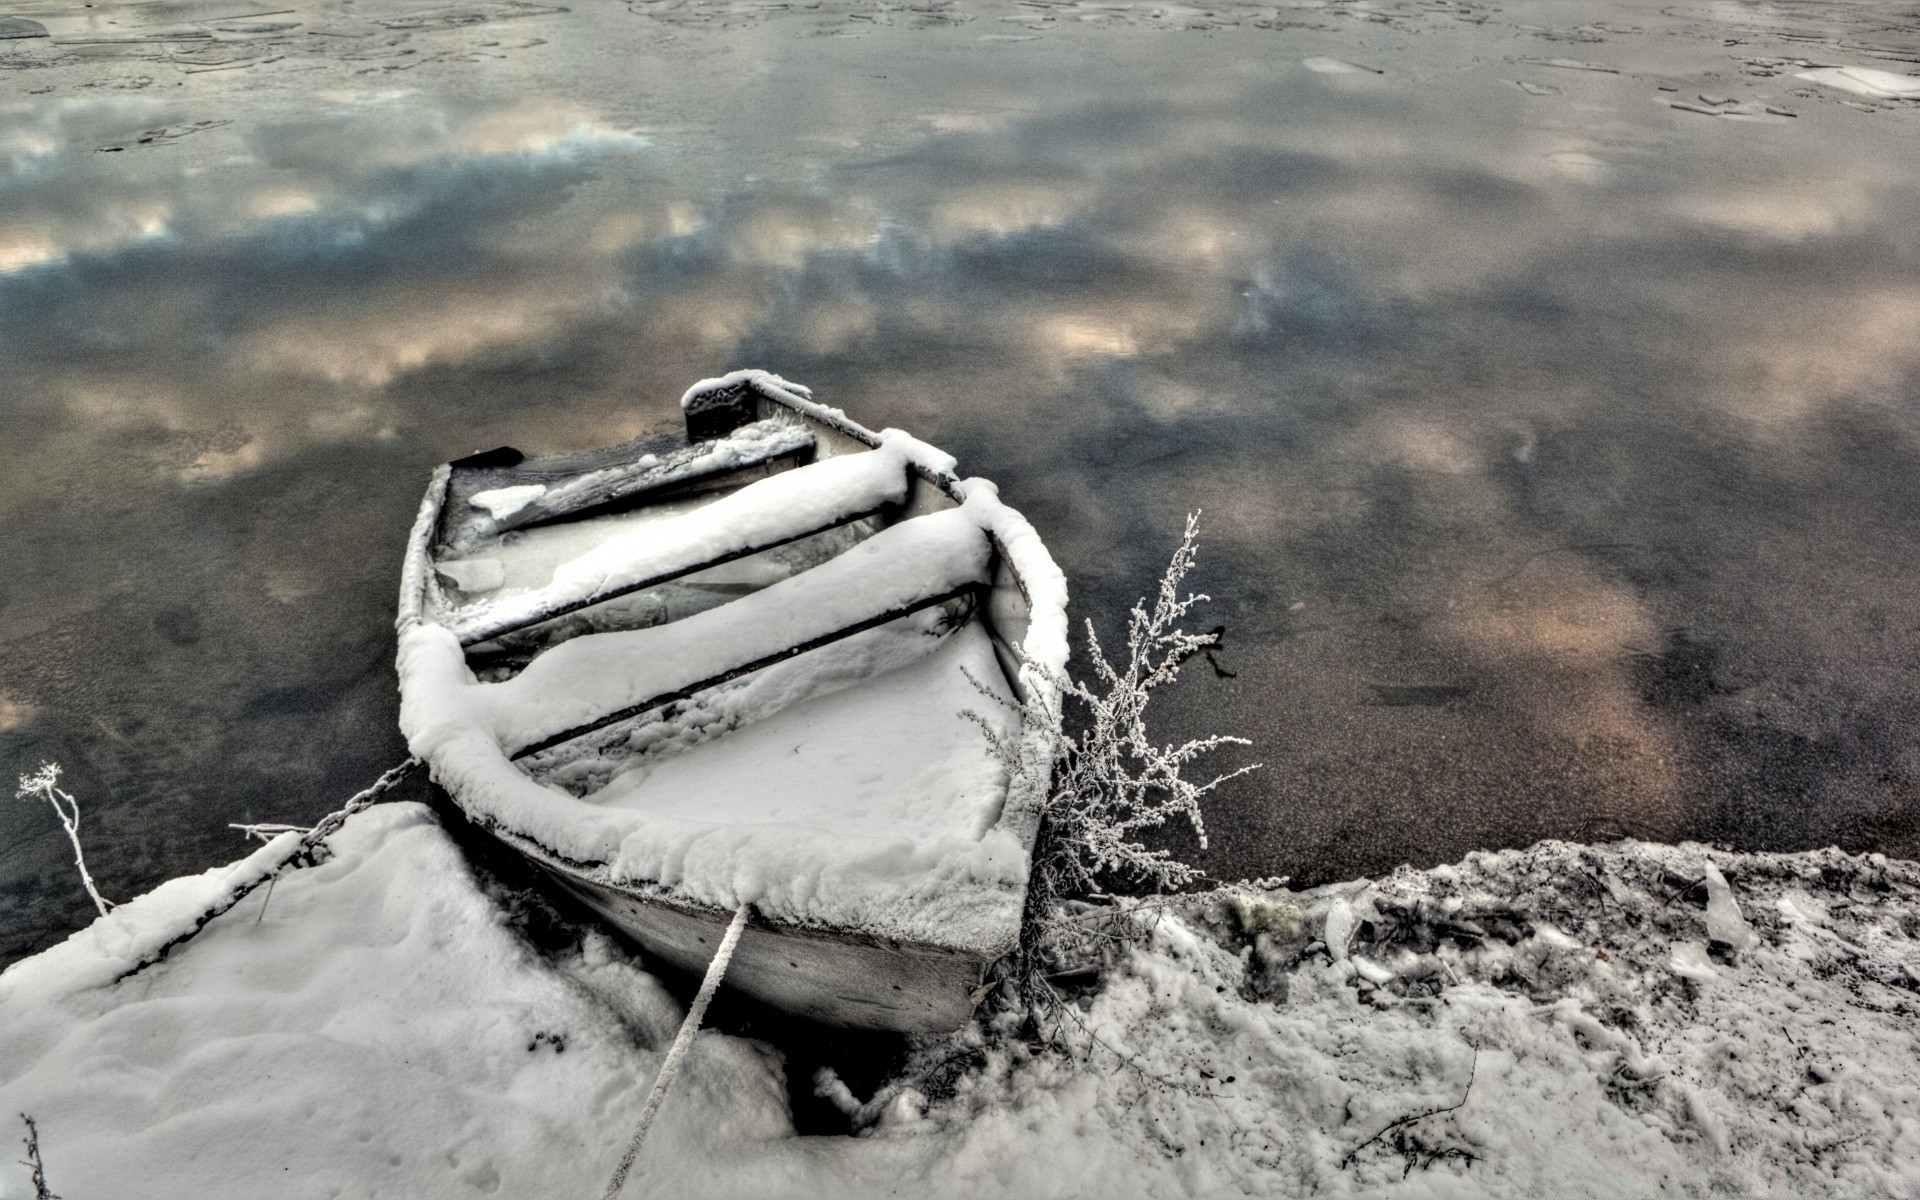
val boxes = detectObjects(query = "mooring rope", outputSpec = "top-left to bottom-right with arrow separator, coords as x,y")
115,757 -> 423,982
601,902 -> 753,1200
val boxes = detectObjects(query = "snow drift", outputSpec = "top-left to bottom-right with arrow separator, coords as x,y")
3,801 -> 1916,1198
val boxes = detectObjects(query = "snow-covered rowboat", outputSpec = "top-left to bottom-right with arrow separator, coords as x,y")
395,371 -> 1067,1032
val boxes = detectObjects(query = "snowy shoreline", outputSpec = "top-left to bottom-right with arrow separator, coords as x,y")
3,803 -> 1914,1198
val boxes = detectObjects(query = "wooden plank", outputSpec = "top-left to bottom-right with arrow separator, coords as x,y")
506,443 -> 814,533
453,503 -> 891,648
446,425 -> 815,551
507,582 -> 984,761
541,866 -> 983,1032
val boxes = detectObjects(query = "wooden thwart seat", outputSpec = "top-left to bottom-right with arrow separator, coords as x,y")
508,580 -> 983,760
443,420 -> 817,553
482,506 -> 997,760
446,445 -> 920,649
456,502 -> 892,649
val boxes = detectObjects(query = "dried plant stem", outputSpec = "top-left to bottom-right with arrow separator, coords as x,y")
20,1113 -> 60,1200
15,765 -> 113,918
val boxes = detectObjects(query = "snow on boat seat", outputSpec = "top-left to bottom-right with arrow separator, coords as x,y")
442,438 -> 915,649
586,621 -> 1014,845
482,505 -> 992,758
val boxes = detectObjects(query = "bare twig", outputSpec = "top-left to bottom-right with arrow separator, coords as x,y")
229,822 -> 311,843
254,875 -> 279,926
19,1113 -> 60,1200
16,765 -> 114,917
1341,1050 -> 1479,1170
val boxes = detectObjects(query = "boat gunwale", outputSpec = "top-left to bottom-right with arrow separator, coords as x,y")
468,808 -> 998,963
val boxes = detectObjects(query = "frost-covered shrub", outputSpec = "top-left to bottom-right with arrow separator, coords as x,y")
968,514 -> 1258,1033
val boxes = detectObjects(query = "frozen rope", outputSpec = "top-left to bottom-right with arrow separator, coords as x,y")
601,902 -> 753,1200
115,757 -> 422,982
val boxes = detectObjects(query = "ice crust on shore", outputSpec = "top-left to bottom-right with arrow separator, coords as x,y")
5,809 -> 1916,1199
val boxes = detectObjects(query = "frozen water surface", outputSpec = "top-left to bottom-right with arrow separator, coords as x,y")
2,0 -> 1918,963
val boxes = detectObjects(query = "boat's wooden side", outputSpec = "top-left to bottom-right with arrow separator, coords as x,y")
537,862 -> 985,1032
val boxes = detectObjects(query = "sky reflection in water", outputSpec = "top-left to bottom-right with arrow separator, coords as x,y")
3,26 -> 1918,961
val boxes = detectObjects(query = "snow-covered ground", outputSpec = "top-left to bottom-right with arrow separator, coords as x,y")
4,801 -> 1914,1198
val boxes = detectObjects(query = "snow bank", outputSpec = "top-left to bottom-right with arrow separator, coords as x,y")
0,804 -> 780,1199
832,838 -> 1920,1199
8,823 -> 1916,1198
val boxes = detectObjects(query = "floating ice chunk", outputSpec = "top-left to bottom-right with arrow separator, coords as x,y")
436,557 -> 506,593
1794,66 -> 1920,100
469,483 -> 547,519
1522,56 -> 1618,73
1303,56 -> 1378,74
1701,862 -> 1755,953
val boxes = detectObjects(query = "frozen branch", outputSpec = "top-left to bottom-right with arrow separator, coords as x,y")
116,757 -> 421,982
19,1113 -> 60,1200
16,764 -> 114,918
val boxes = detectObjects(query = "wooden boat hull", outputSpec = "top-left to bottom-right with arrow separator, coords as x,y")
536,858 -> 984,1032
400,371 -> 1064,1034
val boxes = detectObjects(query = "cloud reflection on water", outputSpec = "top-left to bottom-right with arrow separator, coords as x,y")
3,56 -> 1918,961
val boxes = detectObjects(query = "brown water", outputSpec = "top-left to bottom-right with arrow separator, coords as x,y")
3,0 -> 1918,964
